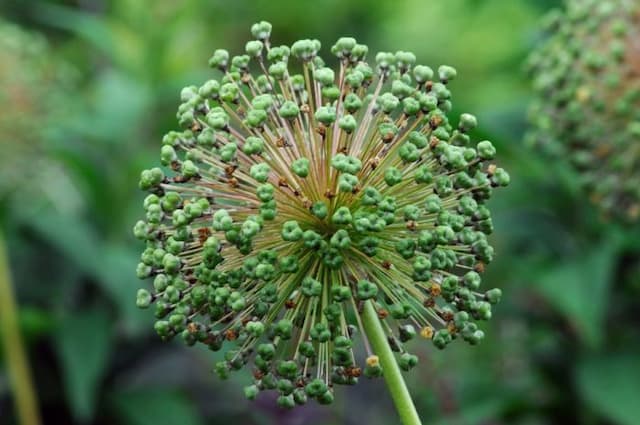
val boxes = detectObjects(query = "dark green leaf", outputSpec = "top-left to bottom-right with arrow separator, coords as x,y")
33,4 -> 116,58
577,353 -> 640,425
55,307 -> 112,421
434,396 -> 506,425
535,245 -> 616,347
27,211 -> 146,331
109,389 -> 203,425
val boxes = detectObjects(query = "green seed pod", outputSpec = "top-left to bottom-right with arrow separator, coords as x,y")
375,51 -> 395,71
392,80 -> 414,99
206,108 -> 229,130
315,105 -> 337,125
338,114 -> 358,133
329,229 -> 351,249
314,67 -> 335,86
402,97 -> 421,116
458,113 -> 478,132
399,353 -> 419,371
257,183 -> 275,202
291,39 -> 321,61
399,142 -> 420,162
352,43 -> 368,61
413,65 -> 434,83
251,21 -> 272,41
209,49 -> 230,70
250,163 -> 271,183
384,167 -> 402,186
279,101 -> 300,119
331,153 -> 362,174
395,51 -> 416,71
377,93 -> 400,114
244,384 -> 259,400
331,37 -> 357,58
437,65 -> 457,83
220,83 -> 240,104
485,288 -> 502,304
344,93 -> 363,113
338,173 -> 359,192
305,378 -> 328,397
346,70 -> 364,88
311,202 -> 328,219
332,207 -> 353,225
281,220 -> 303,241
245,40 -> 263,57
302,277 -> 322,297
251,94 -> 271,111
356,279 -> 378,300
245,109 -> 268,128
231,55 -> 250,72
291,157 -> 310,177
267,45 -> 290,62
243,136 -> 265,155
136,287 -> 153,309
269,62 -> 287,79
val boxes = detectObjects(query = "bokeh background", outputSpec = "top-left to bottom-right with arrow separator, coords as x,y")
1,1 -> 639,424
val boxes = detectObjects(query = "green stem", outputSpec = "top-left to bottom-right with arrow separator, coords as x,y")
0,230 -> 41,425
361,300 -> 422,425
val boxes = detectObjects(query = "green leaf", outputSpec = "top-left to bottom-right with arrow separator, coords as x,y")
433,396 -> 506,425
577,354 -> 640,425
97,245 -> 149,332
55,307 -> 112,421
34,4 -> 116,58
26,211 -> 146,331
109,389 -> 203,425
535,245 -> 616,347
84,71 -> 152,143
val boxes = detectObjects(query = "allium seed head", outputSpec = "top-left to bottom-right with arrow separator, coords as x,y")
134,22 -> 509,406
527,0 -> 640,221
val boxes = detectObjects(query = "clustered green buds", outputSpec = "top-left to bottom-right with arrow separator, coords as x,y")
527,0 -> 640,221
134,21 -> 509,408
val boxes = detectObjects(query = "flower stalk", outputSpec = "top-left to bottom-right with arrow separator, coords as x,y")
0,231 -> 41,425
362,300 -> 421,425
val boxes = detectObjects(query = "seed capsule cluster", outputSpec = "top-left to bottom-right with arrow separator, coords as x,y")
134,21 -> 508,407
527,0 -> 640,220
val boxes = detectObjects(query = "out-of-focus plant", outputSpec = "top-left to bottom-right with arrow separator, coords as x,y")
526,0 -> 640,221
0,20 -> 83,425
0,19 -> 76,206
133,21 -> 509,424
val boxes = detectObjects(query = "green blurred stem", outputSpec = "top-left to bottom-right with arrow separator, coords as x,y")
362,300 -> 422,425
0,231 -> 41,425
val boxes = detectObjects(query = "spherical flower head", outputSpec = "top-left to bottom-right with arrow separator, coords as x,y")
526,0 -> 640,221
134,21 -> 509,407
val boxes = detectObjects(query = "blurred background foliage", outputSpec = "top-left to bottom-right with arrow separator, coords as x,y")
1,0 -> 639,424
